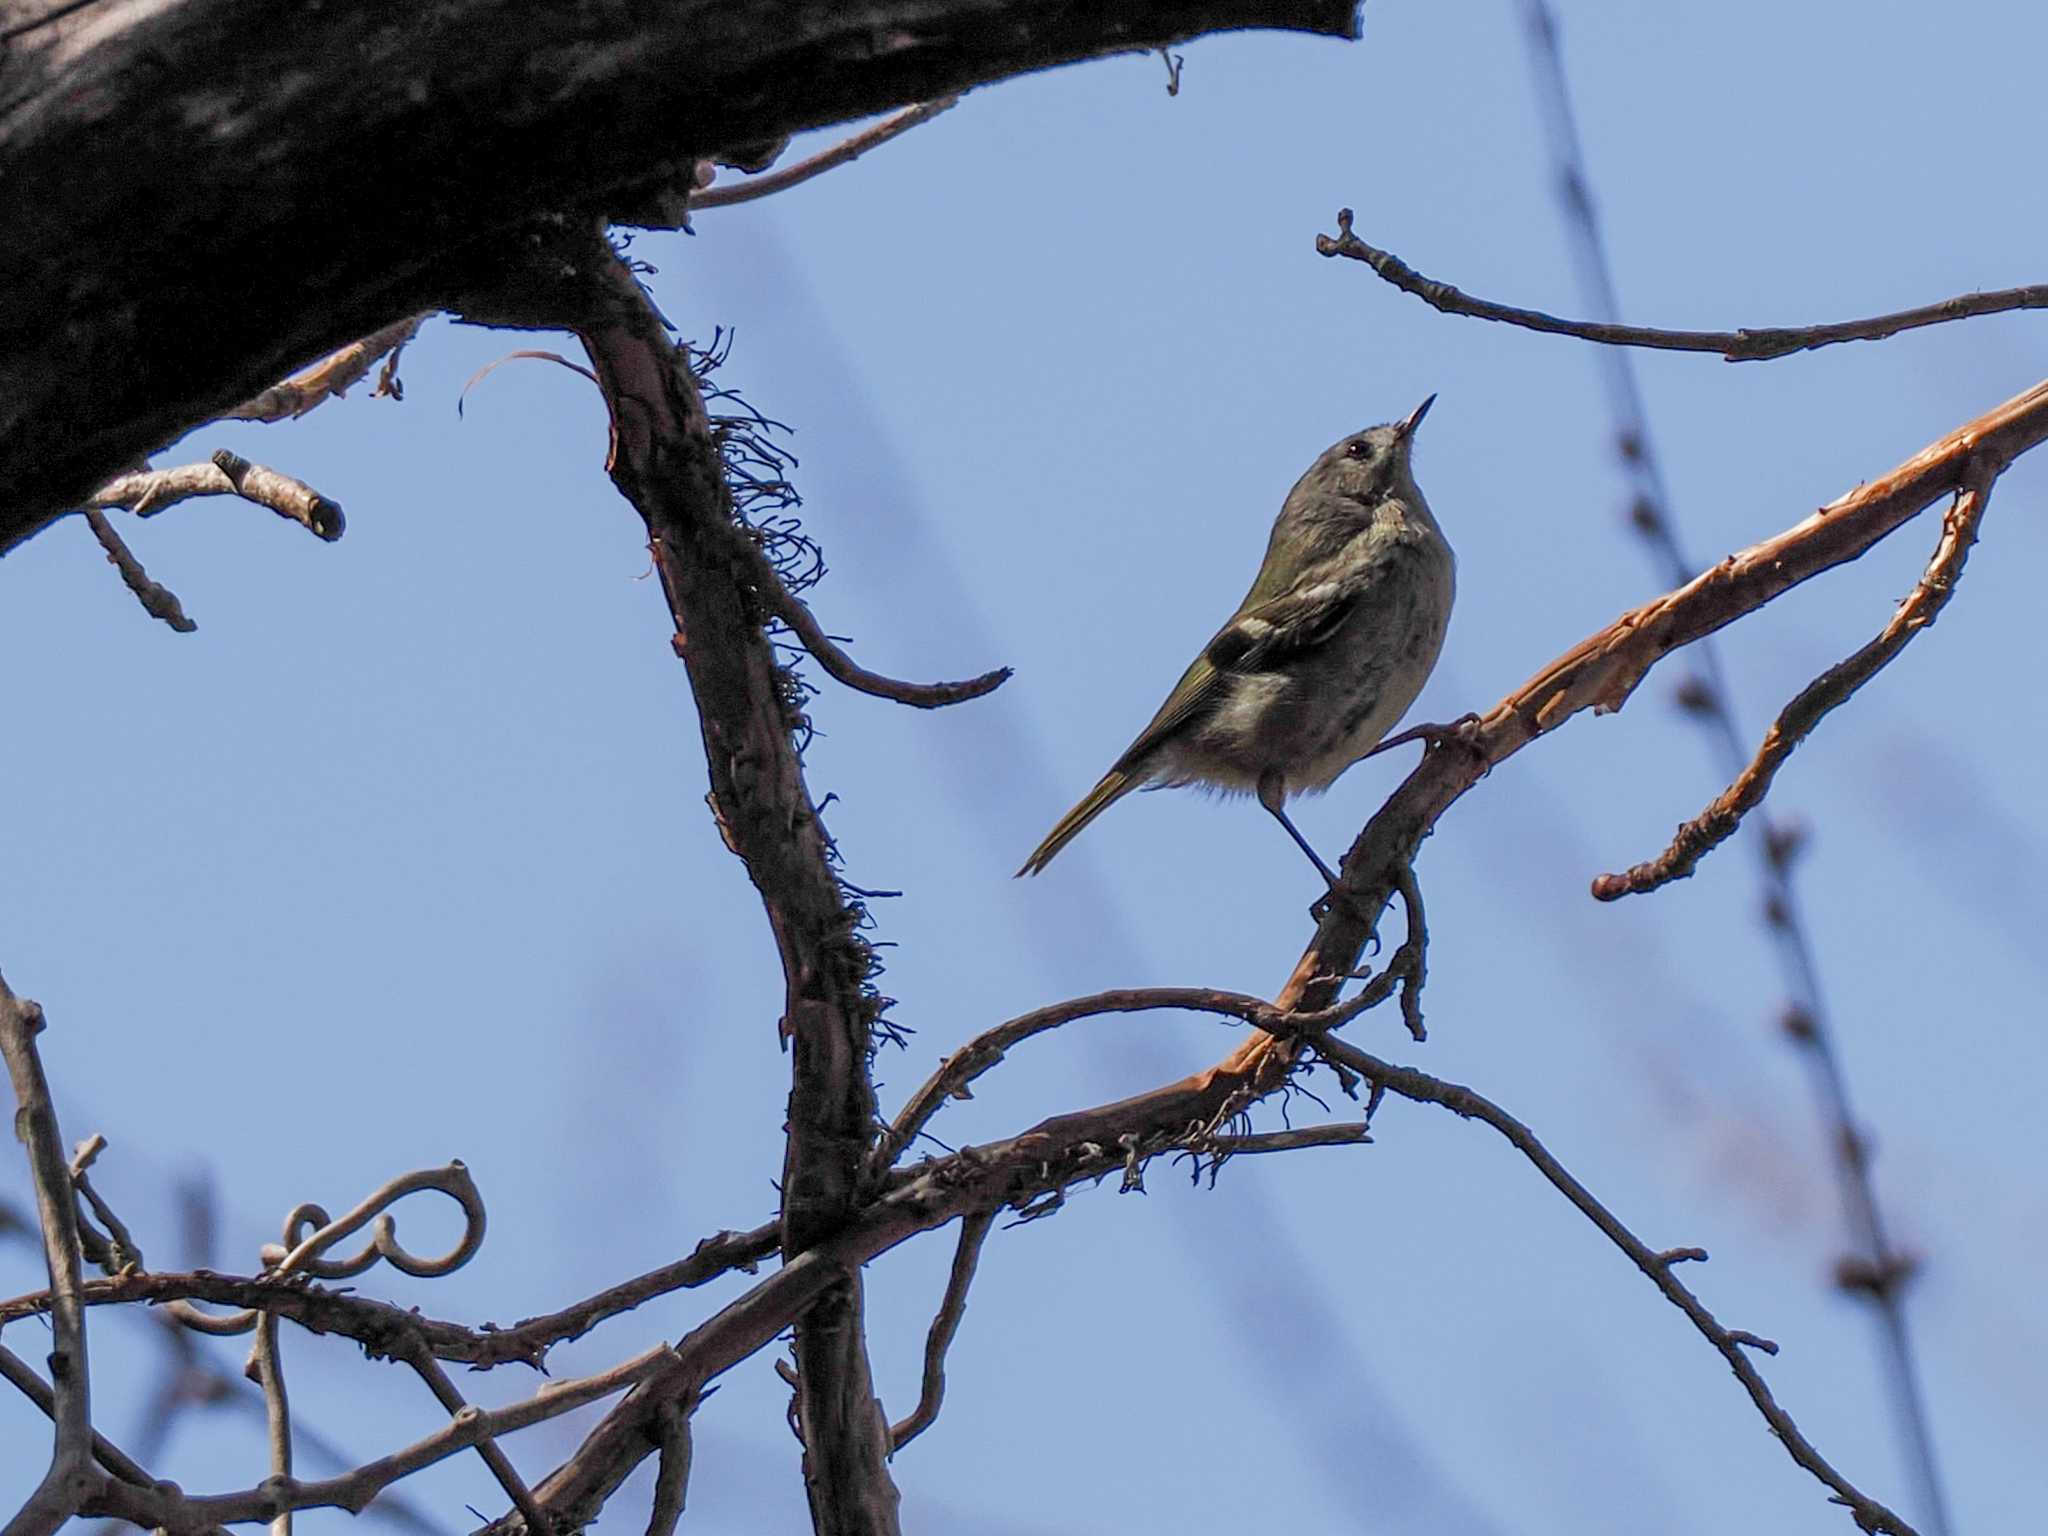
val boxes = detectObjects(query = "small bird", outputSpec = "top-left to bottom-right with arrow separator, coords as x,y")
1018,397 -> 1455,886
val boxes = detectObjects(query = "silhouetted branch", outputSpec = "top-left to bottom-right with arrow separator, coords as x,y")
1317,208 -> 2048,363
1595,462 -> 2001,900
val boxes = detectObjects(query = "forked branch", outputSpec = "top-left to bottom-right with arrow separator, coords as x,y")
1594,459 -> 2003,899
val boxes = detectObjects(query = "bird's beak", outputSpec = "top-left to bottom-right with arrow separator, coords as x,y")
1395,394 -> 1437,441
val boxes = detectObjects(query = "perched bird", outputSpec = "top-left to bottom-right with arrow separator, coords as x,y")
1018,397 -> 1455,885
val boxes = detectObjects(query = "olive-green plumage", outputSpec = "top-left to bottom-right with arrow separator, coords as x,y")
1019,398 -> 1455,879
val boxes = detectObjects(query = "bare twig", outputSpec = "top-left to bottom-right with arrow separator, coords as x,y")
226,314 -> 431,422
749,550 -> 1011,708
399,1349 -> 550,1536
1200,1124 -> 1372,1157
644,1398 -> 696,1536
0,1218 -> 780,1370
66,1136 -> 142,1274
889,1211 -> 993,1451
692,99 -> 960,211
875,979 -> 1403,1177
1317,209 -> 2048,363
250,1315 -> 294,1536
88,452 -> 344,541
0,1344 -> 233,1536
2,971 -> 95,1536
1266,1022 -> 1915,1536
81,508 -> 196,631
1595,463 -> 2000,899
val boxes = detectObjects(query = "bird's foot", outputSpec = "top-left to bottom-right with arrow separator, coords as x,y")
1366,711 -> 1484,761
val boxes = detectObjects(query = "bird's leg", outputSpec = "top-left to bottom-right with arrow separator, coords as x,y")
1256,769 -> 1356,921
1363,710 -> 1484,762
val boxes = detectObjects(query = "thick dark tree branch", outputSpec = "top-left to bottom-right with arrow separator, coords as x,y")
1318,208 -> 2048,362
0,0 -> 1358,550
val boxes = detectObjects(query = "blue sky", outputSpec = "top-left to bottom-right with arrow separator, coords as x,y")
5,3 -> 2046,1532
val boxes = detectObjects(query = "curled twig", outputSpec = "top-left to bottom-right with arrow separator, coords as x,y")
889,1210 -> 993,1451
1594,462 -> 2000,900
1318,208 -> 2048,362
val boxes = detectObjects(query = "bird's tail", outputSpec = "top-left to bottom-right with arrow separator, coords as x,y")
1016,769 -> 1138,876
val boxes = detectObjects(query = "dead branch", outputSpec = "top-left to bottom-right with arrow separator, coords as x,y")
2,972 -> 96,1536
875,980 -> 1404,1177
1,1 -> 1359,548
1595,461 -> 2001,899
397,1348 -> 550,1536
1200,1124 -> 1372,1157
89,451 -> 344,541
734,525 -> 1011,708
692,99 -> 961,213
889,1211 -> 993,1451
0,1218 -> 780,1370
1268,1022 -> 1914,1535
643,1397 -> 696,1536
1317,208 -> 2048,362
543,231 -> 900,1534
81,508 -> 196,631
225,314 -> 431,422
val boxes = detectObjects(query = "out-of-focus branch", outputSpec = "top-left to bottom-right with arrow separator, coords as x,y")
692,99 -> 961,212
889,1211 -> 993,1451
1,971 -> 95,1536
88,450 -> 344,541
1595,463 -> 2001,899
1317,208 -> 2048,362
1504,11 -> 1953,1528
225,314 -> 430,422
1267,1024 -> 1914,1535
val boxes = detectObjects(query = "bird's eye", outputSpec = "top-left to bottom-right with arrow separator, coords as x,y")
1345,439 -> 1374,460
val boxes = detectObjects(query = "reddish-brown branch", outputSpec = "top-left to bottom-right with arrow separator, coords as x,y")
1594,462 -> 2001,899
552,235 -> 898,1535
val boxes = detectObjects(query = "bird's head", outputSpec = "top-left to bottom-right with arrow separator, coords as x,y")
1307,394 -> 1435,508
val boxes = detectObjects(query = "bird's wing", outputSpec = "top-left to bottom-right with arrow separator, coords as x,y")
1111,650 -> 1225,773
1110,552 -> 1393,772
